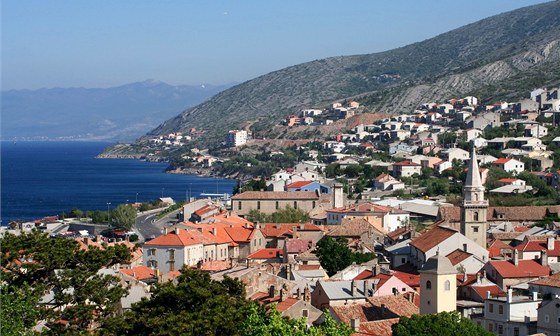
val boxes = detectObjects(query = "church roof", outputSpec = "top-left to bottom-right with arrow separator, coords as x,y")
465,147 -> 482,189
419,252 -> 457,275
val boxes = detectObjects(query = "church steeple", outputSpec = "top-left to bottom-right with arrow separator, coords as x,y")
461,145 -> 488,248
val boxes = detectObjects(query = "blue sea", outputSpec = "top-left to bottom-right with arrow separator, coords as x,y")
1,141 -> 236,223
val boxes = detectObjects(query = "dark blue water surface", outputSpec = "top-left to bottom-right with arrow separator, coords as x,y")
1,141 -> 235,223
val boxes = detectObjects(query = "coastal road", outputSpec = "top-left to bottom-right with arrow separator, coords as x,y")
134,207 -> 183,242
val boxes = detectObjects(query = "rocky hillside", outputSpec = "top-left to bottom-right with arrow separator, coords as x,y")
150,1 -> 560,147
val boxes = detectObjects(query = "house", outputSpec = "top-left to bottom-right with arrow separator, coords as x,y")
329,295 -> 419,336
392,160 -> 421,178
226,130 -> 247,147
285,181 -> 330,194
246,248 -> 283,264
283,239 -> 313,263
325,218 -> 385,252
514,236 -> 560,263
483,250 -> 550,289
433,160 -> 452,174
441,148 -> 470,162
373,173 -> 405,191
325,203 -> 410,232
143,228 -> 204,272
231,191 -> 321,216
529,273 -> 560,298
445,248 -> 486,274
311,280 -> 373,309
524,124 -> 548,138
353,265 -> 416,297
260,223 -> 324,249
537,297 -> 560,335
472,289 -> 540,336
408,224 -> 489,269
491,158 -> 525,175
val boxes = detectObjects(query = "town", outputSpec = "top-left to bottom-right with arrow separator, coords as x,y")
4,86 -> 560,335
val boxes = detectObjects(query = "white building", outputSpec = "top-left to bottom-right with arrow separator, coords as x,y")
226,130 -> 248,147
491,158 -> 525,175
143,228 -> 204,273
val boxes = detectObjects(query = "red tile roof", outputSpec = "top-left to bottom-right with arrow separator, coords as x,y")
356,318 -> 400,336
488,259 -> 550,278
493,158 -> 511,165
275,297 -> 300,312
386,227 -> 411,241
515,239 -> 560,256
439,205 -> 560,223
393,160 -> 421,167
471,285 -> 504,300
285,181 -> 313,189
144,229 -> 201,246
247,248 -> 283,259
285,239 -> 312,253
120,265 -> 156,281
530,273 -> 560,288
410,225 -> 457,253
446,249 -> 473,266
497,178 -> 519,183
260,223 -> 322,238
224,226 -> 256,243
393,271 -> 421,288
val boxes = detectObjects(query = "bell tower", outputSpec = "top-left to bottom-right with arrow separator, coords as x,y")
460,146 -> 488,247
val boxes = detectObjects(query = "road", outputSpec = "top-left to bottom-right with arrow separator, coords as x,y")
134,208 -> 183,242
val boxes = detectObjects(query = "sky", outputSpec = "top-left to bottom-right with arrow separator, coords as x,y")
1,0 -> 550,90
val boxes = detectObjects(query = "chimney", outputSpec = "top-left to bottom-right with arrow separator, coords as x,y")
507,288 -> 513,302
163,227 -> 168,235
487,291 -> 491,299
296,287 -> 301,299
548,236 -> 555,250
532,291 -> 538,301
212,227 -> 217,236
513,249 -> 519,266
280,288 -> 285,302
476,272 -> 481,284
303,286 -> 311,302
255,222 -> 261,229
541,250 -> 548,267
269,285 -> 275,298
351,280 -> 356,296
463,271 -> 467,283
300,223 -> 305,230
83,237 -> 89,245
350,318 -> 360,332
175,227 -> 180,234
197,227 -> 203,232
364,280 -> 370,296
373,264 -> 381,277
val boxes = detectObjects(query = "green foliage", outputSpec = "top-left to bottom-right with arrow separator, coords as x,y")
156,201 -> 185,220
392,311 -> 493,336
111,204 -> 137,230
425,178 -> 450,196
0,231 -> 132,334
111,268 -> 250,335
241,178 -> 267,192
246,206 -> 310,224
242,303 -> 352,336
316,236 -> 375,276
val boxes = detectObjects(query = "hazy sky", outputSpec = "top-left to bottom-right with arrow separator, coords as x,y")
1,0 -> 549,90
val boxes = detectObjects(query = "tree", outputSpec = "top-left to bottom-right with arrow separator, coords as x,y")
111,204 -> 137,230
316,236 -> 375,276
242,303 -> 352,336
110,268 -> 252,335
392,311 -> 493,336
0,231 -> 132,334
246,206 -> 309,223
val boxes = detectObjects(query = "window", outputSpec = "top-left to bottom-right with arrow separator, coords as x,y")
401,258 -> 406,264
426,280 -> 431,289
402,288 -> 406,292
169,249 -> 175,261
498,325 -> 503,334
257,201 -> 261,210
489,303 -> 494,313
474,212 -> 479,221
293,201 -> 298,209
312,201 -> 316,208
513,327 -> 519,336
498,305 -> 503,314
545,314 -> 550,323
444,280 -> 451,291
169,261 -> 175,272
148,248 -> 156,256
276,201 -> 279,210
302,309 -> 309,318
557,316 -> 560,324
463,244 -> 468,252
238,202 -> 242,210
473,226 -> 479,233
488,323 -> 493,331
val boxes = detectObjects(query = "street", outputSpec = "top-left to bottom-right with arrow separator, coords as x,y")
134,207 -> 183,242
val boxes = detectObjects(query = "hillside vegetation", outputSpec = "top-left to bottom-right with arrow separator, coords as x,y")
149,1 -> 560,148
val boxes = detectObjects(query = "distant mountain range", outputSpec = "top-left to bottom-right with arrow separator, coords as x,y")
1,80 -> 234,141
149,1 -> 560,148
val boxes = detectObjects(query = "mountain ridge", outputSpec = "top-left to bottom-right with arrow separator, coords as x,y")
148,1 -> 560,148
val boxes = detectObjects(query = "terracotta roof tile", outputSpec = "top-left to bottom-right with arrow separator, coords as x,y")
120,265 -> 156,281
446,249 -> 473,266
285,181 -> 313,189
472,285 -> 504,300
410,225 -> 457,253
515,239 -> 560,256
144,229 -> 202,246
530,273 -> 560,288
393,271 -> 421,288
247,248 -> 283,259
285,239 -> 312,253
356,318 -> 400,336
439,205 -> 560,223
489,259 -> 550,278
275,297 -> 300,312
387,227 -> 411,241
